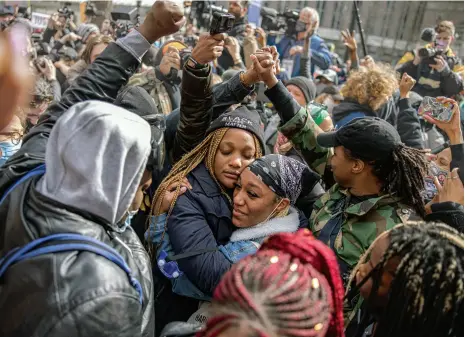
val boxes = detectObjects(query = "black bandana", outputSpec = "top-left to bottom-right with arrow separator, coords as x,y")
247,154 -> 320,205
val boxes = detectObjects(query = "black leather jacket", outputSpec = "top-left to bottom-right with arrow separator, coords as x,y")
0,40 -> 154,336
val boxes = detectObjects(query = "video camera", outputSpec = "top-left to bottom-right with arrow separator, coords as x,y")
259,7 -> 300,38
210,12 -> 234,35
111,6 -> 139,38
85,2 -> 104,17
418,27 -> 444,66
58,2 -> 74,19
192,1 -> 228,31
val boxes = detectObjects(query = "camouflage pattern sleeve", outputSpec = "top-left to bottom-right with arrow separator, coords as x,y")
127,68 -> 156,87
279,106 -> 332,175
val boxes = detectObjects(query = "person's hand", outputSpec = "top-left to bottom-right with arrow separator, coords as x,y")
244,24 -> 255,38
250,51 -> 277,88
360,55 -> 375,68
38,58 -> 57,82
61,32 -> 81,44
138,0 -> 186,43
429,55 -> 449,72
289,45 -> 303,56
224,36 -> 241,63
423,97 -> 463,145
399,72 -> 416,99
191,33 -> 225,65
434,168 -> 464,205
256,27 -> 266,46
341,29 -> 357,52
47,13 -> 58,29
159,179 -> 192,214
159,46 -> 181,76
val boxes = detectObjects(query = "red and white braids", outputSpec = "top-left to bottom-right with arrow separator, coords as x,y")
197,229 -> 345,337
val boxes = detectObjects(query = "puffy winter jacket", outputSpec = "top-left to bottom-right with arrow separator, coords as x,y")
0,31 -> 155,337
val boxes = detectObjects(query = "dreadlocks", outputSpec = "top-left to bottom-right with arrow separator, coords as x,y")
369,144 -> 429,218
347,221 -> 464,337
148,127 -> 262,255
198,230 -> 345,337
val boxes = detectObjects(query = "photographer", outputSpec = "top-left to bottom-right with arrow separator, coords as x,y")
396,21 -> 463,98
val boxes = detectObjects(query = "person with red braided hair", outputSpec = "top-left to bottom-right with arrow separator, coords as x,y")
160,229 -> 345,337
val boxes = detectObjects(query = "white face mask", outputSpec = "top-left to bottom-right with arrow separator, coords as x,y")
262,199 -> 284,224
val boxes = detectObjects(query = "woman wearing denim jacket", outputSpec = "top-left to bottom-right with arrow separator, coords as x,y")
146,154 -> 320,301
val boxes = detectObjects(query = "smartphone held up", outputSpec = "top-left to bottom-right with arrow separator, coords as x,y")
418,96 -> 455,122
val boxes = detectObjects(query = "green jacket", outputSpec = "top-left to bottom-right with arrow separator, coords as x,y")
280,106 -> 412,276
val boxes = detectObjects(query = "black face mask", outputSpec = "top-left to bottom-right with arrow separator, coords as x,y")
295,20 -> 307,33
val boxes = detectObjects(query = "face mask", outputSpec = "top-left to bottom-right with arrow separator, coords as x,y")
295,20 -> 307,33
0,139 -> 21,167
435,39 -> 448,50
261,199 -> 284,224
117,209 -> 138,233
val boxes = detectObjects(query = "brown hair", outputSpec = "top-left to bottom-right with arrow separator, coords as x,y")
81,34 -> 113,64
340,63 -> 398,112
436,20 -> 455,37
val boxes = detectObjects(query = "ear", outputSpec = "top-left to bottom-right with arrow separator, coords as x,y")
351,159 -> 365,174
276,198 -> 290,213
242,7 -> 248,15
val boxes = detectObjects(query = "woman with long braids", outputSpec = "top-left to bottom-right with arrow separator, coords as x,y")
150,106 -> 266,326
345,221 -> 464,337
149,154 -> 320,303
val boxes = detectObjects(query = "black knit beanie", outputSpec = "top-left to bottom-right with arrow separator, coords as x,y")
206,106 -> 265,154
285,76 -> 317,104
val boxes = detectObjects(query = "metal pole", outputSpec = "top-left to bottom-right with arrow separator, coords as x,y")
353,1 -> 367,57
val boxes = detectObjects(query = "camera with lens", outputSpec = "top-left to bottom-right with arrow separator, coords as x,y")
260,7 -> 279,32
192,1 -> 227,31
418,47 -> 443,66
111,6 -> 139,38
210,12 -> 235,35
85,2 -> 103,17
58,2 -> 74,19
259,7 -> 299,38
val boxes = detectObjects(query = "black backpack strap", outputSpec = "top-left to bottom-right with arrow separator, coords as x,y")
166,248 -> 219,262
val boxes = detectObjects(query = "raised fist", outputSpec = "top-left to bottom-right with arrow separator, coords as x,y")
138,1 -> 186,43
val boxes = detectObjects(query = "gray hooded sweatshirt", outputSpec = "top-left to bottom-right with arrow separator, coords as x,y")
36,100 -> 151,225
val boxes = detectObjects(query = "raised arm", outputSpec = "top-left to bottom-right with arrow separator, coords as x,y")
0,1 -> 186,193
251,48 -> 331,176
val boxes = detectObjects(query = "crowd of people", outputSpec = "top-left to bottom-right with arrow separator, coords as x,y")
0,1 -> 464,337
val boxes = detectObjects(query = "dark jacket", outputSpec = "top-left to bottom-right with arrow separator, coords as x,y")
0,38 -> 154,336
131,69 -> 254,242
332,98 -> 423,149
168,164 -> 234,295
396,47 -> 463,98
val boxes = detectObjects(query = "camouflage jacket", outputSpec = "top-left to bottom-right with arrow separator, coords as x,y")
127,68 -> 173,116
280,106 -> 412,278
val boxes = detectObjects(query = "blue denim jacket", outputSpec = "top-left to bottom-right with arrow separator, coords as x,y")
146,208 -> 301,300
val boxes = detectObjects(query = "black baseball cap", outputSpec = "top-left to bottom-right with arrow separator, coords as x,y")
317,117 -> 402,162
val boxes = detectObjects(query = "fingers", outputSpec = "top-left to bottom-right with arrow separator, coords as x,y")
166,46 -> 179,54
212,33 -> 227,42
423,115 -> 438,125
433,176 -> 442,192
250,54 -> 264,73
450,167 -> 460,180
